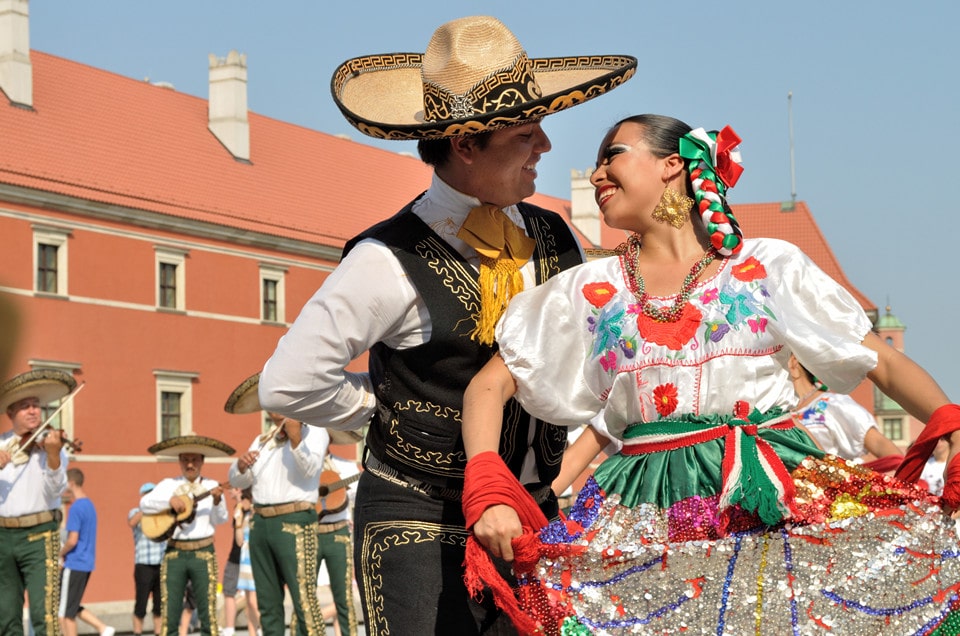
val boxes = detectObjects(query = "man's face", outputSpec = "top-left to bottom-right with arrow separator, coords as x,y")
178,453 -> 204,481
464,122 -> 551,208
7,396 -> 41,435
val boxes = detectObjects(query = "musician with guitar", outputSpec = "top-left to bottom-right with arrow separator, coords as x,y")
315,447 -> 361,636
0,367 -> 75,636
139,435 -> 234,636
225,374 -> 327,636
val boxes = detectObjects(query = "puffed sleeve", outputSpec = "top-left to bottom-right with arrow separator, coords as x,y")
496,267 -> 605,427
763,240 -> 877,392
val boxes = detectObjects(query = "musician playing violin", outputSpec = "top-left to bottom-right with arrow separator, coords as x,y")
140,435 -> 233,636
225,372 -> 327,636
0,368 -> 75,636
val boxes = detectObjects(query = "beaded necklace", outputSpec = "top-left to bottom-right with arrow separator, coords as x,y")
619,234 -> 718,323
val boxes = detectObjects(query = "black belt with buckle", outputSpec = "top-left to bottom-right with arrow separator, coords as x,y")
363,449 -> 553,505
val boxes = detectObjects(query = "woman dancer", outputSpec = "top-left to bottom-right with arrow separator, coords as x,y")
462,114 -> 960,634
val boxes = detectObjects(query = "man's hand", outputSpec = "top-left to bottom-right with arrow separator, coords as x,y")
0,449 -> 10,469
237,451 -> 260,473
472,504 -> 523,562
283,419 -> 303,447
170,496 -> 187,514
211,484 -> 223,506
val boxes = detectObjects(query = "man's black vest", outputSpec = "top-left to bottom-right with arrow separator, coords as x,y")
343,198 -> 583,493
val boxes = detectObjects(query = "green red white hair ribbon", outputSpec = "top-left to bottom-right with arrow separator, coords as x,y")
679,126 -> 745,256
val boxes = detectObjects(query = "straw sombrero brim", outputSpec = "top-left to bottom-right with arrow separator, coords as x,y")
224,373 -> 361,444
328,428 -> 362,445
331,53 -> 637,140
0,368 -> 76,413
148,434 -> 235,458
224,372 -> 261,415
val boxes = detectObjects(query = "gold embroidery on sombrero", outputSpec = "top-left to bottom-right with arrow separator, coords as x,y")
422,53 -> 540,122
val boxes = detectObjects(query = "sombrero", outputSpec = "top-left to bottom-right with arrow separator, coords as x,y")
331,15 -> 637,140
224,373 -> 362,445
224,372 -> 262,415
0,368 -> 77,414
147,434 -> 235,458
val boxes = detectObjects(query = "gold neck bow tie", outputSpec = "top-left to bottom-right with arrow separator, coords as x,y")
456,204 -> 536,345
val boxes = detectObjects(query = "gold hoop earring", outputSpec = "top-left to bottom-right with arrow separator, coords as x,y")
652,187 -> 694,229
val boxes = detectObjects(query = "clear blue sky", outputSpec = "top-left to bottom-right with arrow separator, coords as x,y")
28,1 -> 960,401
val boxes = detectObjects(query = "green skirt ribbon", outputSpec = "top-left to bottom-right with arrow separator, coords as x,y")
594,407 -> 824,526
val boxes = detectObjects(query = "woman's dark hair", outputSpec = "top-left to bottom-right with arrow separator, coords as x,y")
417,130 -> 493,167
614,114 -> 692,159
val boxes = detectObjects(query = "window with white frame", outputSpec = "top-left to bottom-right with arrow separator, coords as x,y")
154,371 -> 196,440
259,264 -> 286,323
33,225 -> 70,295
882,417 -> 904,442
155,247 -> 187,310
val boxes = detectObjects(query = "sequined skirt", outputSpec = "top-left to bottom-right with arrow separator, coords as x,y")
530,456 -> 960,635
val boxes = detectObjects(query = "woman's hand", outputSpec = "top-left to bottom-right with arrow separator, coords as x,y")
472,504 -> 523,562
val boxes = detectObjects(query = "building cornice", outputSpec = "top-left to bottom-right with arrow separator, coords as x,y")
0,183 -> 344,262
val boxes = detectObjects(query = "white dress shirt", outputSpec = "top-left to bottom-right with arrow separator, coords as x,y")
260,174 -> 581,484
139,475 -> 227,540
228,424 -> 327,505
0,430 -> 67,517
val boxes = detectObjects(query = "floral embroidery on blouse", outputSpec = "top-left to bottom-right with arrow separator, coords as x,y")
581,253 -> 780,374
653,383 -> 679,416
583,282 -> 617,308
583,283 -> 637,373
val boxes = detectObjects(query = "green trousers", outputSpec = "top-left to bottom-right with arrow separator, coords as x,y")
0,521 -> 61,636
317,524 -> 357,636
160,544 -> 218,636
250,509 -> 322,636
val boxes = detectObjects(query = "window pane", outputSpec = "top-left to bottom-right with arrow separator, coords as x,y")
40,400 -> 62,430
882,418 -> 903,441
159,263 -> 177,308
262,279 -> 277,321
37,243 -> 58,293
161,391 -> 181,439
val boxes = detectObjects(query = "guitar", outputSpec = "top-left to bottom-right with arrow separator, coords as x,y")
316,470 -> 361,519
140,483 -> 226,542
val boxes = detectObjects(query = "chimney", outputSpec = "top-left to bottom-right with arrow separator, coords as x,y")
0,0 -> 32,107
570,168 -> 601,246
208,50 -> 249,161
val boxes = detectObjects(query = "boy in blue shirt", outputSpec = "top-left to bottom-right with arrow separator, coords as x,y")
59,468 -> 114,636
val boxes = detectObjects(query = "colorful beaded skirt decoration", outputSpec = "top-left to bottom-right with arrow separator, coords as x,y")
529,456 -> 960,635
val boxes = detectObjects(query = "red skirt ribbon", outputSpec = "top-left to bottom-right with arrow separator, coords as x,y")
462,451 -> 548,635
895,404 -> 960,508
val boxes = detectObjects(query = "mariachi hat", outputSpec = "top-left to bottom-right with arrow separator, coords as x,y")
147,434 -> 235,458
331,15 -> 637,140
0,368 -> 76,414
224,373 -> 362,445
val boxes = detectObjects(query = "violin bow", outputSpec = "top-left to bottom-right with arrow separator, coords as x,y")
15,381 -> 85,453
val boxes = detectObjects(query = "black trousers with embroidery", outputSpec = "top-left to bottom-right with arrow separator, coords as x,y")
353,470 -> 558,636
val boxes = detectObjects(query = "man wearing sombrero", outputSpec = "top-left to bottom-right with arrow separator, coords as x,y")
0,368 -> 76,636
139,434 -> 234,636
259,15 -> 635,633
224,373 -> 333,636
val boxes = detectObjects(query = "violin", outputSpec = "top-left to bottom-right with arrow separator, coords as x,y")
18,429 -> 83,454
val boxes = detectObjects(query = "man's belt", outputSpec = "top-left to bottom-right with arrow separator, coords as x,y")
316,520 -> 349,533
254,500 -> 313,518
168,536 -> 215,551
365,450 -> 553,505
0,509 -> 62,528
